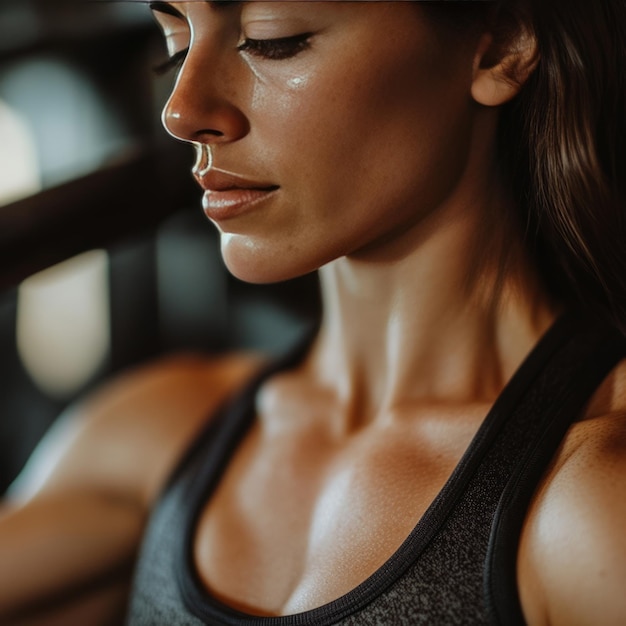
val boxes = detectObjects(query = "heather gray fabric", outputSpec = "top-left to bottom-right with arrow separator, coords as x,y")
127,314 -> 626,625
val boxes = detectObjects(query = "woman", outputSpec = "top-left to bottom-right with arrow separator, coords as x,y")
1,1 -> 625,624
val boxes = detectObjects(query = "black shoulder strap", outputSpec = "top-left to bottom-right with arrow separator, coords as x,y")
485,317 -> 626,625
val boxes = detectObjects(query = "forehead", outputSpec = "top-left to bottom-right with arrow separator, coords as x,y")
141,1 -> 497,14
138,0 -> 488,5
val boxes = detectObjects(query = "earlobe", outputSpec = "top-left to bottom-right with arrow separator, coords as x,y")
471,28 -> 539,107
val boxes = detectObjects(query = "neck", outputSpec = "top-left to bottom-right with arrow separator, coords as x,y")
306,179 -> 558,429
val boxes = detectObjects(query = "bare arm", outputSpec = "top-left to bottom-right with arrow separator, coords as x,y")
0,352 -> 261,624
0,492 -> 142,624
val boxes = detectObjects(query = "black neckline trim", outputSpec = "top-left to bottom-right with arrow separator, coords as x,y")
485,323 -> 626,626
177,313 -> 577,626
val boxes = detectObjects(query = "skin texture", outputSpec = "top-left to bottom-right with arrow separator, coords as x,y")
161,1 -> 494,284
1,2 -> 625,624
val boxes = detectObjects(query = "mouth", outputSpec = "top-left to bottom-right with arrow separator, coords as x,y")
195,167 -> 280,221
202,185 -> 280,221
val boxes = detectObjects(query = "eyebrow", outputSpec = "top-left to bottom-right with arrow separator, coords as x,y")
149,2 -> 184,18
149,1 -> 238,18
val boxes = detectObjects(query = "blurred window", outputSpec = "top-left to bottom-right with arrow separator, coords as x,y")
0,56 -> 130,202
0,98 -> 41,204
17,250 -> 111,400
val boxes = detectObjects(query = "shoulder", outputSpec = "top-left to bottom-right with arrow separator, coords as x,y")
9,351 -> 264,508
518,359 -> 626,626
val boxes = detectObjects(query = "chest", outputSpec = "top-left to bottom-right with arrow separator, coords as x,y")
192,413 -> 484,616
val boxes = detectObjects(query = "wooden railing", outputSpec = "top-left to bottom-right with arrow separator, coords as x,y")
0,145 -> 199,290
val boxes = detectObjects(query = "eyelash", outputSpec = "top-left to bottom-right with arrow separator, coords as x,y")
153,32 -> 312,75
153,48 -> 188,76
237,33 -> 313,60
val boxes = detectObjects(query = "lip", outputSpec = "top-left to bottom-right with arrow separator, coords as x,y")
195,168 -> 279,221
202,187 -> 279,221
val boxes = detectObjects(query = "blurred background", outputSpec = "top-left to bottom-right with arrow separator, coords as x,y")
0,0 -> 319,494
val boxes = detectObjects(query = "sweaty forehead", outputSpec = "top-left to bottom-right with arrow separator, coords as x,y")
103,1 -> 496,4
124,0 -> 339,3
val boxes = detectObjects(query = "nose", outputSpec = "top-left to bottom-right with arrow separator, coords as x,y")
162,47 -> 250,146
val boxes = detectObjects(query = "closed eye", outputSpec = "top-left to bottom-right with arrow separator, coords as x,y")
153,32 -> 312,76
237,33 -> 313,61
153,48 -> 188,76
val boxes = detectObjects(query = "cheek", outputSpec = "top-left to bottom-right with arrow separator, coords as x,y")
223,25 -> 477,280
342,39 -> 473,178
256,40 -> 473,226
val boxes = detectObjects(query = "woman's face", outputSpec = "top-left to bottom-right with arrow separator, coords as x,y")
154,1 -> 483,283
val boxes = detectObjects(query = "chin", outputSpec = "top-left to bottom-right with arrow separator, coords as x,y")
220,235 -> 319,285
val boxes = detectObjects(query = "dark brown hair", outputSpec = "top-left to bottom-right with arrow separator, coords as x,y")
503,0 -> 626,333
427,0 -> 626,332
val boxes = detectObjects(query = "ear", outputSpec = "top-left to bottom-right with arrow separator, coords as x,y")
471,25 -> 539,107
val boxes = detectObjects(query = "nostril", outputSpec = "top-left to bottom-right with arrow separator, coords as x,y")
194,128 -> 225,142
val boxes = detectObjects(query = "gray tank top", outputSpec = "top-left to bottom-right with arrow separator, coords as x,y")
127,313 -> 626,625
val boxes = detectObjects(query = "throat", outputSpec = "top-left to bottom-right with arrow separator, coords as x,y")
311,253 -> 558,429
